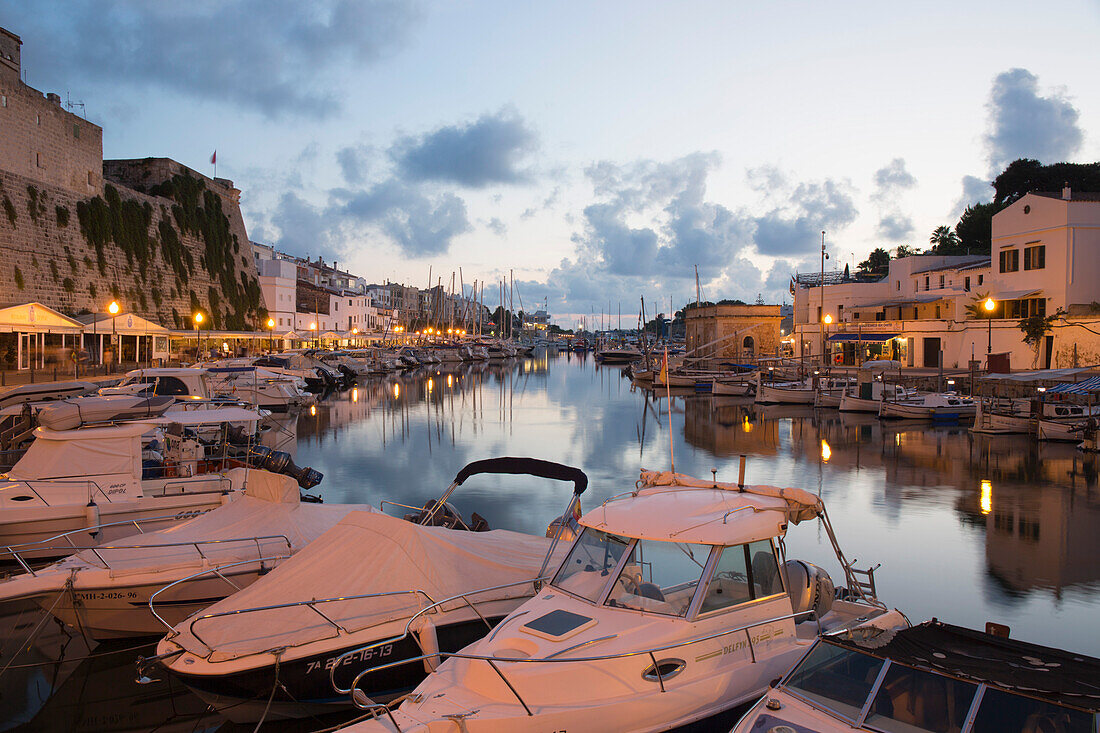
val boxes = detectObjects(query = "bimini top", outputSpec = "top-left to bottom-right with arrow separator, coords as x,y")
834,619 -> 1100,711
580,470 -> 823,546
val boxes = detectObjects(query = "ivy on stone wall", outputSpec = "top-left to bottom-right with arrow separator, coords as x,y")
3,195 -> 16,227
63,278 -> 75,293
56,205 -> 70,227
49,260 -> 59,282
88,282 -> 97,299
26,186 -> 46,223
13,266 -> 23,290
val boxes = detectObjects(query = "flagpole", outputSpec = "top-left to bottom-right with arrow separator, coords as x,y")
664,346 -> 674,472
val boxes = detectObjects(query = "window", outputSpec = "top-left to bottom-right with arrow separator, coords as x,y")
938,274 -> 944,288
978,274 -> 984,285
1023,245 -> 1045,271
607,539 -> 709,617
999,249 -> 1019,273
786,642 -> 886,722
935,306 -> 941,319
924,276 -> 929,290
1,95 -> 6,107
35,113 -> 40,125
964,276 -> 971,292
87,171 -> 94,185
699,540 -> 781,614
971,686 -> 1093,733
864,663 -> 977,732
552,528 -> 630,603
73,123 -> 80,139
895,281 -> 900,291
35,152 -> 43,168
152,376 -> 192,396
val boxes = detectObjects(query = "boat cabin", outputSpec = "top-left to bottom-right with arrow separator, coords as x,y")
737,619 -> 1100,733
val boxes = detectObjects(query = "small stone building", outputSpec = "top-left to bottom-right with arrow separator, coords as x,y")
684,304 -> 783,361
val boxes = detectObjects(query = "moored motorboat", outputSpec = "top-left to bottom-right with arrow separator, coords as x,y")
342,467 -> 902,733
152,457 -> 588,723
879,392 -> 977,420
731,619 -> 1100,733
0,468 -> 347,640
970,398 -> 1032,434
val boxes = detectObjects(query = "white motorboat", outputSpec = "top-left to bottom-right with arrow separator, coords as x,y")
0,409 -> 278,556
1038,418 -> 1088,441
102,366 -> 310,412
0,469 -> 355,639
0,380 -> 99,409
343,468 -> 900,733
152,457 -> 588,723
595,345 -> 643,364
758,375 -> 849,406
838,383 -> 912,413
732,619 -> 1100,733
879,392 -> 977,420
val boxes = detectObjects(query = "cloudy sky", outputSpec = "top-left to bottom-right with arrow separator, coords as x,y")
5,1 -> 1097,326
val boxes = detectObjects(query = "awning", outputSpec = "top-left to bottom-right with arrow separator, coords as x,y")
827,332 -> 900,343
982,367 -> 1098,383
1046,376 -> 1100,394
992,288 -> 1041,301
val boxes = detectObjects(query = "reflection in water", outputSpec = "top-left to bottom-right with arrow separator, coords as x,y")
1,352 -> 1097,730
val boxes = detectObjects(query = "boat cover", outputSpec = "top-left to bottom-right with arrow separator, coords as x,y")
170,512 -> 560,662
637,470 -> 823,522
0,469 -> 360,599
38,395 -> 176,431
7,422 -> 149,481
836,619 -> 1100,711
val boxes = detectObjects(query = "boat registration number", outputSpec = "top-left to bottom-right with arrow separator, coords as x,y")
75,591 -> 138,601
306,644 -> 394,675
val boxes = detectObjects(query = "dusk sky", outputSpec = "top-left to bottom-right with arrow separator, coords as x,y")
4,1 -> 1097,326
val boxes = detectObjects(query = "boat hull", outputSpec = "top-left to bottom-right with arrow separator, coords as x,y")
755,384 -> 816,405
838,394 -> 882,413
879,402 -> 977,420
169,616 -> 506,724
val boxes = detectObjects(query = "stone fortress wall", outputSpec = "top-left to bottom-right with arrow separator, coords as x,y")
0,25 -> 266,329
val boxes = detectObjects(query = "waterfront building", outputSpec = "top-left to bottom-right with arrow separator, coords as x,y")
683,303 -> 783,361
793,189 -> 1100,370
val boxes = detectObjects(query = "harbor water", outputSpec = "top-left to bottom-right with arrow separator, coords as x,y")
3,350 -> 1098,731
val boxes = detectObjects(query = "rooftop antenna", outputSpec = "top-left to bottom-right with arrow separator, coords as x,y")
64,92 -> 86,119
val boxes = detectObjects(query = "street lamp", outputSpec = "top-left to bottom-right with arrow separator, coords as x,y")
822,313 -> 833,366
984,297 -> 996,354
266,317 -> 275,353
107,301 -> 120,371
193,312 -> 204,361
310,321 -> 317,349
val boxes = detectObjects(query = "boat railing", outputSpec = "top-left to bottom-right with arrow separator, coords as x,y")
149,554 -> 293,632
159,475 -> 233,494
80,533 -> 292,573
329,576 -> 549,695
0,511 -> 191,575
181,588 -> 442,656
346,609 -> 819,722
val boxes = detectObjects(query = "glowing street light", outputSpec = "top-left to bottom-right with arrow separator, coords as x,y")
266,317 -> 275,353
821,313 -> 833,366
193,312 -> 204,360
107,301 -> 120,369
984,297 -> 996,355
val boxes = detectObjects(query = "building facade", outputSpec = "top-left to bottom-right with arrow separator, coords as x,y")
684,304 -> 783,361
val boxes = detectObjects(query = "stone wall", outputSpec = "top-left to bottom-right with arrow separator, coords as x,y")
0,63 -> 102,197
0,165 -> 265,329
684,304 -> 783,360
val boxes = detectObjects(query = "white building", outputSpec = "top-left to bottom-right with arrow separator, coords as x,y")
793,188 -> 1100,371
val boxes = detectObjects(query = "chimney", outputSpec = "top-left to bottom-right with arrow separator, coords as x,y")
46,92 -> 60,105
1063,182 -> 1072,201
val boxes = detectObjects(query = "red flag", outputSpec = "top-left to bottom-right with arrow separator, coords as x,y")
210,151 -> 217,164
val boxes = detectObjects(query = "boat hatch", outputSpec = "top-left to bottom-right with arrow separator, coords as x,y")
521,610 -> 597,641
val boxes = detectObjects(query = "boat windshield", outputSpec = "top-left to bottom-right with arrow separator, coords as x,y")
786,640 -> 1096,733
552,528 -> 631,603
606,539 -> 711,617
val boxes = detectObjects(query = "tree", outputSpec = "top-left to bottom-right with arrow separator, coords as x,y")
954,202 -> 1002,255
928,225 -> 963,255
894,244 -> 922,258
857,247 -> 890,275
993,158 -> 1100,206
1018,309 -> 1065,368
964,292 -> 994,320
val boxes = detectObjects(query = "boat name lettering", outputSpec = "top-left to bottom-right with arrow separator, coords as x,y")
306,644 -> 394,675
693,625 -> 785,662
172,509 -> 208,521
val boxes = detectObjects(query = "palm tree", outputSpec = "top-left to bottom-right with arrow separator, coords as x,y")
929,225 -> 962,253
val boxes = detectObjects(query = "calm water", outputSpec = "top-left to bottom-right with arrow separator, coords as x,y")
4,350 -> 1099,731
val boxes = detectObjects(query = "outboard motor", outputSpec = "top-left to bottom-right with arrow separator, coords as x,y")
243,445 -> 324,490
784,559 -> 835,619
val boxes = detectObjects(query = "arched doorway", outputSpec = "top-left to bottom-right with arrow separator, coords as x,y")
742,335 -> 755,357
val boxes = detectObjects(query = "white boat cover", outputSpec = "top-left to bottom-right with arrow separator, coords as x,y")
149,406 -> 264,426
170,512 -> 559,662
580,471 -> 823,546
0,469 -> 359,600
6,423 -> 148,482
38,395 -> 176,431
